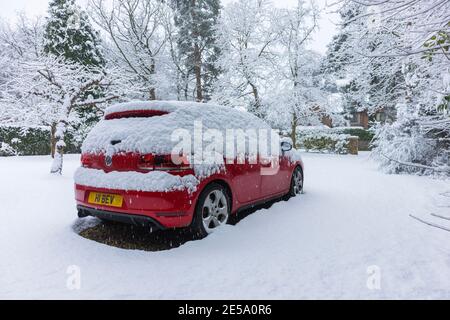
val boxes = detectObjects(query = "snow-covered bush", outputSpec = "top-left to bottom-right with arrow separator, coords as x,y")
371,114 -> 449,175
0,142 -> 17,156
337,127 -> 374,142
301,134 -> 350,154
296,126 -> 374,154
369,57 -> 449,175
298,130 -> 351,154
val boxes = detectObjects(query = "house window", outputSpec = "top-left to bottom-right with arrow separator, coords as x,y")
376,112 -> 386,122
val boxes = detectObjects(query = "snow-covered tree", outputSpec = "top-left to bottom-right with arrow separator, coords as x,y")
321,3 -> 363,117
213,0 -> 281,116
44,0 -> 112,153
335,0 -> 450,59
270,0 -> 324,145
2,55 -> 141,174
320,2 -> 399,122
328,0 -> 450,174
171,0 -> 221,102
89,0 -> 174,100
371,52 -> 450,174
214,0 -> 327,137
0,16 -> 46,126
44,0 -> 105,67
0,14 -> 44,60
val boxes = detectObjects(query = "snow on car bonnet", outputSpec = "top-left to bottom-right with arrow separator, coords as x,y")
82,100 -> 273,157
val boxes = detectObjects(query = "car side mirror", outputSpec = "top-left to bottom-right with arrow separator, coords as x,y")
281,141 -> 293,152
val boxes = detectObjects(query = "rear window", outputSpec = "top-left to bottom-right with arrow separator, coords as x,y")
105,109 -> 169,120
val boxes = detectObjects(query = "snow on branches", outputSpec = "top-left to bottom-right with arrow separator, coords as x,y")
1,0 -> 447,177
334,0 -> 450,59
325,0 -> 450,175
213,0 -> 280,116
213,0 -> 335,141
2,53 -> 141,173
90,0 -> 167,100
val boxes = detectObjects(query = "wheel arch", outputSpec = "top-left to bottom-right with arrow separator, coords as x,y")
289,162 -> 304,181
189,179 -> 234,237
297,162 -> 304,176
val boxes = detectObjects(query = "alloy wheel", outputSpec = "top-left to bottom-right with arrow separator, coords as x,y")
201,189 -> 229,233
293,168 -> 303,195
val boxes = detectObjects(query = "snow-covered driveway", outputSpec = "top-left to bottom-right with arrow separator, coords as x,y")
1,153 -> 449,299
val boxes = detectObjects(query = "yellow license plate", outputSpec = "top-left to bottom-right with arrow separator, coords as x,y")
88,192 -> 123,208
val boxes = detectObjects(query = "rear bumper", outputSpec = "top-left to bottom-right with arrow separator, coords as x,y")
77,205 -> 165,230
75,184 -> 199,228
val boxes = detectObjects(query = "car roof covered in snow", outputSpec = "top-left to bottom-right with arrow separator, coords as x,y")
82,100 -> 272,156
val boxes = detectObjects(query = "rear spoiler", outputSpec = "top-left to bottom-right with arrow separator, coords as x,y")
105,109 -> 169,120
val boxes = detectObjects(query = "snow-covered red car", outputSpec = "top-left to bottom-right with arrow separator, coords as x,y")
75,101 -> 304,237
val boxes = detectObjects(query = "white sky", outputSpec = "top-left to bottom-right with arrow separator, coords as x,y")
0,0 -> 339,55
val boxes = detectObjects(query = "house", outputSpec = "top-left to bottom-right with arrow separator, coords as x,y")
350,110 -> 369,129
349,108 -> 393,129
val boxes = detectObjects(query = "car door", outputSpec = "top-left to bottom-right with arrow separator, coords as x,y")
260,152 -> 292,198
229,157 -> 263,204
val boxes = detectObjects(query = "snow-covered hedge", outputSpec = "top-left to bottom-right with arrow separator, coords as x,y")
0,125 -> 82,156
296,126 -> 373,154
0,126 -> 50,156
300,132 -> 351,154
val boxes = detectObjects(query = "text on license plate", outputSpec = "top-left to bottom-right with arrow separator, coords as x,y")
88,192 -> 123,208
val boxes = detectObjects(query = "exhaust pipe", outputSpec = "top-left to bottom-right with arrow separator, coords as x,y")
77,208 -> 89,218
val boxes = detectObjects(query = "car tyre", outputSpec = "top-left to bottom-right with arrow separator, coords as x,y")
190,183 -> 231,238
284,166 -> 304,200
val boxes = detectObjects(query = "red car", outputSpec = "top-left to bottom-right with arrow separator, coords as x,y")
75,101 -> 304,237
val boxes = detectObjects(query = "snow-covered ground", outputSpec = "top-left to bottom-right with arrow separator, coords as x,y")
1,153 -> 449,299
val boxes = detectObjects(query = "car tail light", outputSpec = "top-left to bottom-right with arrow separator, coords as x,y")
138,154 -> 191,171
81,154 -> 93,168
138,154 -> 155,170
